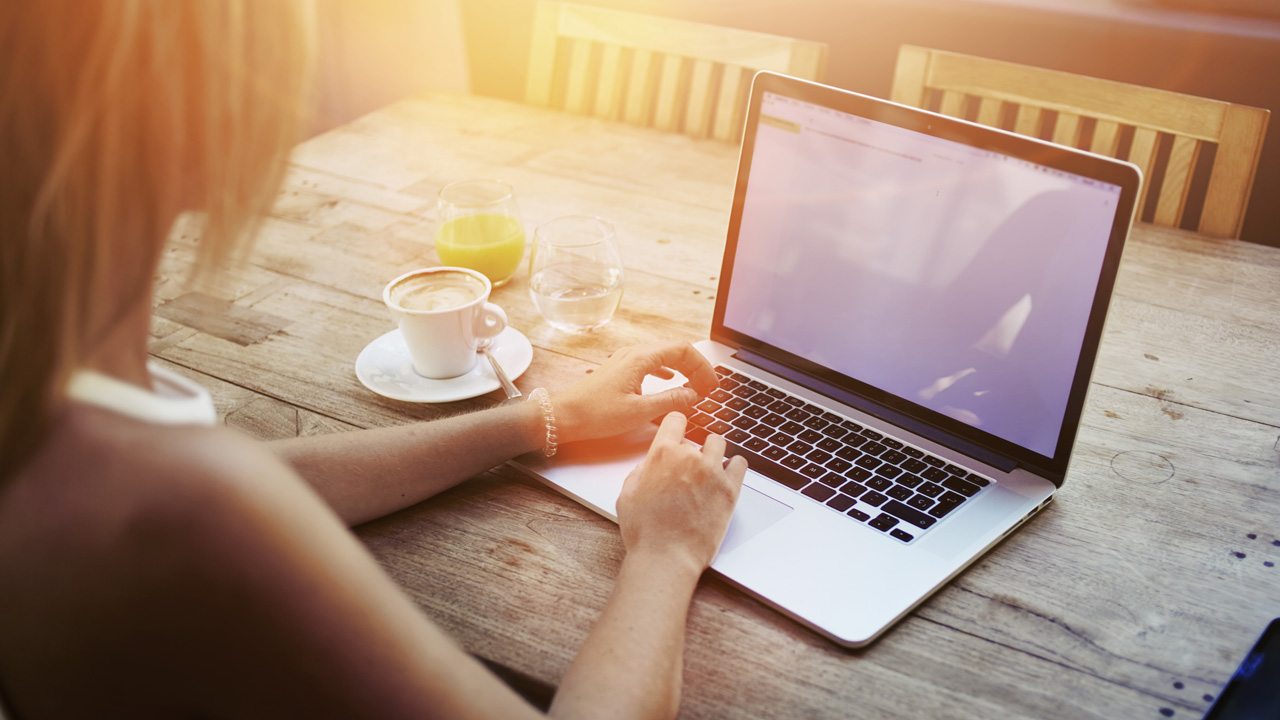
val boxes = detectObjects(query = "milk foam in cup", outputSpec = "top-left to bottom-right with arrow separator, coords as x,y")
384,267 -> 507,379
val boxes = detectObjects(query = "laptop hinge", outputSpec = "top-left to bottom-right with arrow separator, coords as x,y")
733,348 -> 1018,473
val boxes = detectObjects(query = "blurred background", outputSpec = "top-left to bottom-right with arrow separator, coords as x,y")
314,0 -> 1280,245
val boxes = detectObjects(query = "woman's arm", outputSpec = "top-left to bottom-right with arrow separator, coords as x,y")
269,342 -> 719,526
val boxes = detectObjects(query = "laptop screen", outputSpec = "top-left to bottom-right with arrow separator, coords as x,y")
720,89 -> 1124,461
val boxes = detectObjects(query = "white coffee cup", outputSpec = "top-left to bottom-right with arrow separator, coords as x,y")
384,267 -> 508,379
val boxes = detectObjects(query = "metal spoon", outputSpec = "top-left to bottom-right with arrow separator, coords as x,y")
478,337 -> 521,402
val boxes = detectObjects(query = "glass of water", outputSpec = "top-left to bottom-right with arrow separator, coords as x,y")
529,216 -> 624,333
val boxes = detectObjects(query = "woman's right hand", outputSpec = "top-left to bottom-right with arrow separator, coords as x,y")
616,412 -> 749,573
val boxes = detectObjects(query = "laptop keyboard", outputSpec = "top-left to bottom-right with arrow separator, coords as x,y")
685,366 -> 994,544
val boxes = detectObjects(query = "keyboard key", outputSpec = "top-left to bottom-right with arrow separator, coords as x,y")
726,397 -> 750,411
836,446 -> 862,461
854,455 -> 882,470
779,421 -> 804,435
901,446 -> 923,458
760,413 -> 786,427
907,494 -> 934,511
944,463 -> 968,476
922,455 -> 945,468
861,490 -> 888,507
726,429 -> 750,444
781,455 -> 806,470
743,405 -> 768,419
890,528 -> 915,542
821,411 -> 844,424
767,399 -> 792,413
847,508 -> 871,522
922,467 -> 950,483
802,416 -> 829,431
826,458 -> 852,473
707,420 -> 732,435
766,430 -> 792,445
686,426 -> 709,444
882,438 -> 904,450
806,449 -> 833,464
722,441 -> 809,491
782,396 -> 804,407
695,399 -> 720,414
918,482 -> 944,498
845,466 -> 873,482
800,463 -> 826,480
928,501 -> 962,519
714,366 -> 730,377
881,500 -> 938,529
869,513 -> 899,531
729,371 -> 750,383
745,437 -> 768,452
941,476 -> 981,497
763,446 -> 787,461
713,407 -> 738,422
819,472 -> 845,488
730,416 -> 757,431
937,490 -> 966,507
862,441 -> 887,456
902,458 -> 928,474
898,472 -> 924,488
866,476 -> 892,491
798,429 -> 823,444
802,483 -> 836,502
886,485 -> 913,501
784,408 -> 811,422
690,412 -> 714,428
841,420 -> 864,433
747,380 -> 768,392
820,425 -> 849,440
787,440 -> 814,455
967,472 -> 991,486
878,465 -> 904,480
709,389 -> 732,403
839,481 -> 867,498
881,449 -> 907,465
816,438 -> 842,452
860,428 -> 884,441
826,494 -> 856,512
844,434 -> 868,449
720,377 -> 741,391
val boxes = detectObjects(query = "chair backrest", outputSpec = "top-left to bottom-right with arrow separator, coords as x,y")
525,1 -> 827,143
890,45 -> 1269,239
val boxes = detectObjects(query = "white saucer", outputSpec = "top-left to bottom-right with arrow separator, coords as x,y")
355,326 -> 533,403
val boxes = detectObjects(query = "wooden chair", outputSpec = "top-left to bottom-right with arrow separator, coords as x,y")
525,1 -> 827,143
890,45 -> 1269,239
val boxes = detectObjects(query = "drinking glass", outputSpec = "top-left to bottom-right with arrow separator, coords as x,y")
435,179 -> 526,287
529,216 -> 625,333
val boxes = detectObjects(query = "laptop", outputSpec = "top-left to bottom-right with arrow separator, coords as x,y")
516,71 -> 1140,647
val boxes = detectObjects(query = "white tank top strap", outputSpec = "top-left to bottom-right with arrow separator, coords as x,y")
66,362 -> 217,426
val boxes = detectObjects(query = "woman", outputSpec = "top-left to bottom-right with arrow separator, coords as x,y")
0,2 -> 747,718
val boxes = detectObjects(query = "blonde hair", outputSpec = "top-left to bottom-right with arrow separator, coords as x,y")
0,1 -> 315,477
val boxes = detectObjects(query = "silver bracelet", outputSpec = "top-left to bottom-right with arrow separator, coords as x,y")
529,388 -> 558,457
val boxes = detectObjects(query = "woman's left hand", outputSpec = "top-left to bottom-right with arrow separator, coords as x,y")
552,342 -> 719,444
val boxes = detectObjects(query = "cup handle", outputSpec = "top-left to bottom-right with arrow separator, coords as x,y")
474,302 -> 508,340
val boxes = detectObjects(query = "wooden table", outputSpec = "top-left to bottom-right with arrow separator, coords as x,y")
151,93 -> 1280,719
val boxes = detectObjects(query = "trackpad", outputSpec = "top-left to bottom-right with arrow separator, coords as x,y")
716,486 -> 793,558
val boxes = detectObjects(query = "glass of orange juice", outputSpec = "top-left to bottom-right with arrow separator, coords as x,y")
435,179 -> 526,287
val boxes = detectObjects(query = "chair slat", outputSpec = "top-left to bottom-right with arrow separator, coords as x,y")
525,1 -> 562,107
1200,103 -> 1270,237
593,43 -> 623,120
938,90 -> 964,118
1052,112 -> 1081,147
1013,104 -> 1042,136
976,97 -> 1002,127
564,39 -> 592,114
1128,127 -> 1160,215
1091,119 -> 1120,156
624,48 -> 654,125
653,54 -> 683,132
712,65 -> 745,143
683,59 -> 714,138
1153,135 -> 1199,227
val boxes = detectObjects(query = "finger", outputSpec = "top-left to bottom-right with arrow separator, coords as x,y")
700,431 -> 727,459
723,455 -> 749,499
651,410 -> 688,447
652,367 -> 676,380
642,343 -> 718,397
641,386 -> 700,420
